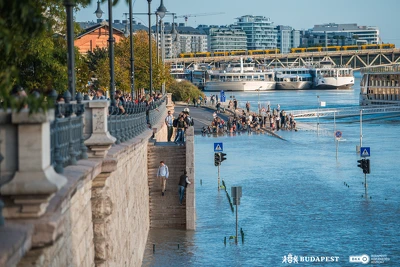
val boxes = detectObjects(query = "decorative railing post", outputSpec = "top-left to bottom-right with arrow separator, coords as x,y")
76,92 -> 88,160
0,109 -> 67,218
166,93 -> 173,109
84,101 -> 116,158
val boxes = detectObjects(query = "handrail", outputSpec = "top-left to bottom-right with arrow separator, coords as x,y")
49,90 -> 88,174
107,95 -> 167,144
288,104 -> 400,119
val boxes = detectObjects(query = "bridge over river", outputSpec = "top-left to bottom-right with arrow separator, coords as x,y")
166,49 -> 400,70
288,104 -> 400,119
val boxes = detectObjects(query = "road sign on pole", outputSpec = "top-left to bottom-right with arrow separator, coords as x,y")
335,130 -> 342,139
231,186 -> 242,245
360,147 -> 370,157
214,142 -> 223,152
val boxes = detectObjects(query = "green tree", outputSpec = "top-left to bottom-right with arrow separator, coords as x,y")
0,0 -> 92,108
167,80 -> 204,102
95,31 -> 168,96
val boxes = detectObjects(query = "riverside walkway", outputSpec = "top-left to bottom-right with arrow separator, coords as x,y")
175,102 -> 286,140
173,103 -> 230,133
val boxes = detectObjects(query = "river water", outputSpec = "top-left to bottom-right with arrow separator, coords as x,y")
142,74 -> 400,266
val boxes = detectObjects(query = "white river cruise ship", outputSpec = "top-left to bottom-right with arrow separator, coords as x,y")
203,59 -> 275,92
360,64 -> 400,105
310,61 -> 354,89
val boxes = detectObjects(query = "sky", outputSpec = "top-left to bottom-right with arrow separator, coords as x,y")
76,0 -> 400,47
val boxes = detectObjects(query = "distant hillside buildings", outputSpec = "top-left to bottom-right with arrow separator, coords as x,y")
77,16 -> 381,57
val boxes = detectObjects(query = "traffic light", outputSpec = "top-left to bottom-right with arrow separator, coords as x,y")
363,159 -> 370,174
357,158 -> 370,174
357,159 -> 365,170
214,152 -> 221,166
220,153 -> 227,163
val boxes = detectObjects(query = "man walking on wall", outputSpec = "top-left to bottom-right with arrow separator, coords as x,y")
157,161 -> 169,196
165,110 -> 174,142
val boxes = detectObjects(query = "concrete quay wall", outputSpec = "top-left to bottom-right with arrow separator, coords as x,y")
0,108 -> 171,266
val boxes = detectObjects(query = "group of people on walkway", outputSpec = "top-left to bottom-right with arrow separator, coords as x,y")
202,104 -> 297,134
165,108 -> 194,145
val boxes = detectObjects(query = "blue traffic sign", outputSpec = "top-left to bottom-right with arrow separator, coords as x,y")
335,130 -> 342,139
360,147 -> 370,157
214,142 -> 223,152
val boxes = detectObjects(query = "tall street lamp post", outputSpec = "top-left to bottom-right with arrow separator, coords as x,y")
155,16 -> 159,63
64,0 -> 76,98
107,0 -> 116,106
95,0 -> 115,106
147,0 -> 153,96
128,0 -> 135,101
156,0 -> 167,95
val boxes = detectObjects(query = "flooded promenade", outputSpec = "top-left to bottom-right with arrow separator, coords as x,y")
143,75 -> 400,266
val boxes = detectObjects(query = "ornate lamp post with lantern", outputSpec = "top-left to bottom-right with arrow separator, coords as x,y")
95,0 -> 116,106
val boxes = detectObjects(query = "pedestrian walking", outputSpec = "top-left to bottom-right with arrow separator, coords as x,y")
216,102 -> 221,113
165,110 -> 174,142
174,115 -> 187,145
157,161 -> 169,196
178,170 -> 191,205
246,101 -> 250,112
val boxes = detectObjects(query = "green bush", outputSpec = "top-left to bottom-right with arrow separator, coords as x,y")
167,80 -> 204,102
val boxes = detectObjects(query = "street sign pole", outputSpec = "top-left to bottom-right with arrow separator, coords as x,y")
231,186 -> 242,244
218,165 -> 220,191
364,172 -> 368,198
335,131 -> 342,160
235,197 -> 238,244
336,139 -> 338,160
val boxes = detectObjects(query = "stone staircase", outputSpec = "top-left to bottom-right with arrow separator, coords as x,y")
148,142 -> 187,229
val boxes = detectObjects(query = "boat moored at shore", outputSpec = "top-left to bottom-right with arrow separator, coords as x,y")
274,67 -> 313,90
170,64 -> 187,82
203,59 -> 276,92
310,61 -> 354,89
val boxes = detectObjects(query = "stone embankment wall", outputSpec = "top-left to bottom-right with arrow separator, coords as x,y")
0,107 -> 169,266
0,96 -> 194,266
14,129 -> 153,267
